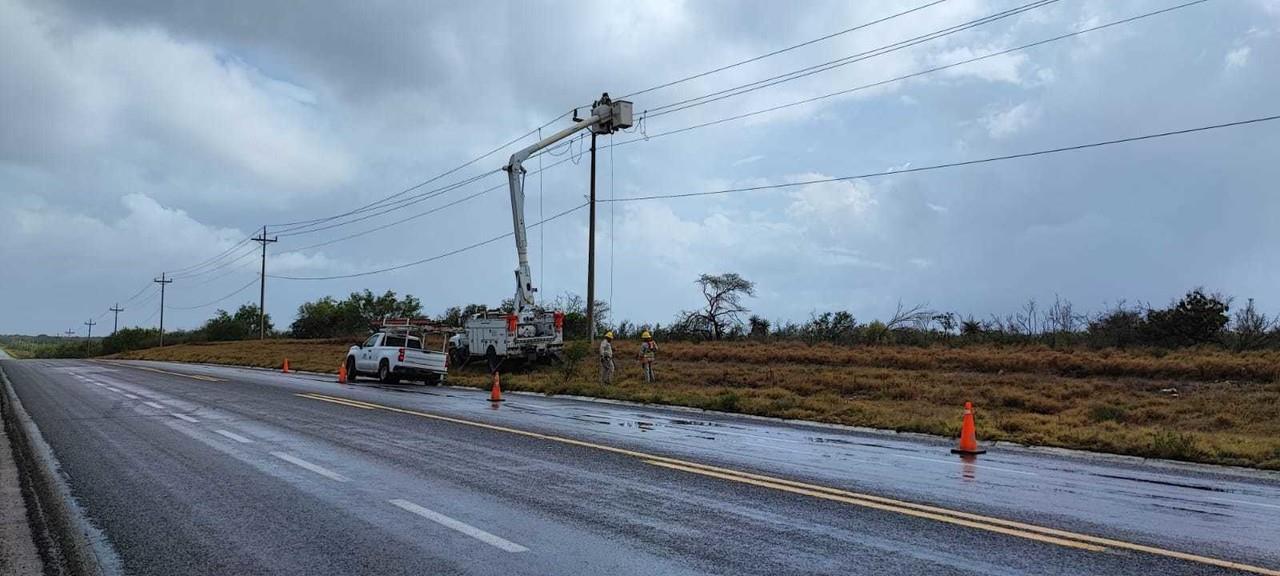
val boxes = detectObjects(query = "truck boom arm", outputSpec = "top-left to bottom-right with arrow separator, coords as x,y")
505,93 -> 632,313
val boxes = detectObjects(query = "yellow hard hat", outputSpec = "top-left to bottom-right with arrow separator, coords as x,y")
641,331 -> 652,340
604,331 -> 614,339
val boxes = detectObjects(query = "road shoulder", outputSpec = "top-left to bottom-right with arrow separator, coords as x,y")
0,362 -> 117,576
0,386 -> 42,575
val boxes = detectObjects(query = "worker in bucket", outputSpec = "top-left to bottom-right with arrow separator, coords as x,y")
638,330 -> 658,382
599,331 -> 615,384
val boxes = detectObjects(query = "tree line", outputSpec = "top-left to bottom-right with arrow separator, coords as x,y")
13,275 -> 1278,359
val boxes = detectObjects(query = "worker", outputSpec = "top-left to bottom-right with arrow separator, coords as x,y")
599,331 -> 615,384
638,330 -> 658,382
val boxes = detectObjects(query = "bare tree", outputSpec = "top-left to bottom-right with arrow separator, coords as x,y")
1231,298 -> 1277,351
885,301 -> 933,330
1015,299 -> 1039,336
682,273 -> 756,340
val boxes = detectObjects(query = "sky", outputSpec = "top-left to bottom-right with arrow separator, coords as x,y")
1,0 -> 1278,336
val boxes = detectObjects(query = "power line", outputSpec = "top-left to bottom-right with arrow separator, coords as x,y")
276,154 -> 578,256
608,0 -> 1211,151
620,0 -> 949,99
275,169 -> 501,238
269,202 -> 588,281
268,111 -> 575,232
644,0 -> 1060,120
171,244 -> 261,281
603,114 -> 1280,203
163,235 -> 256,276
168,276 -> 261,311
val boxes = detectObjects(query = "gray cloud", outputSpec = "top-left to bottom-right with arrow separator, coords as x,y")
2,0 -> 1279,335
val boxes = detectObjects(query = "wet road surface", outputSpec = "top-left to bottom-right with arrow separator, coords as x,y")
2,358 -> 1278,575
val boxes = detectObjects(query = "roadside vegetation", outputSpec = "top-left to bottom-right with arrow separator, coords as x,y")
111,337 -> 1280,470
23,276 -> 1280,469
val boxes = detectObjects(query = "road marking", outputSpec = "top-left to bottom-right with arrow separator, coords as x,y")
143,402 -> 165,410
171,413 -> 199,423
389,499 -> 528,553
104,386 -> 121,393
121,393 -> 139,400
643,459 -> 1101,550
214,430 -> 253,444
93,361 -> 223,382
270,452 -> 348,482
297,393 -> 376,409
1206,497 -> 1280,511
295,392 -> 1280,575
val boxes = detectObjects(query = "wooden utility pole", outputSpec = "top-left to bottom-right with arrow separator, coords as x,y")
109,304 -> 124,335
154,273 -> 173,346
586,132 -> 597,344
252,226 -> 278,340
84,319 -> 96,353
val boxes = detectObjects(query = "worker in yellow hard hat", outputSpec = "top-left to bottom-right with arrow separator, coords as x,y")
599,331 -> 615,385
638,330 -> 658,382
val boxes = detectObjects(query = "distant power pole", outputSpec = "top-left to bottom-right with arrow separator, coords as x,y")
252,226 -> 278,340
109,303 -> 124,335
154,273 -> 173,347
84,319 -> 97,353
64,329 -> 75,338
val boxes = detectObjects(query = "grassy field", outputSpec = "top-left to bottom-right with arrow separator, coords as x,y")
110,339 -> 1280,470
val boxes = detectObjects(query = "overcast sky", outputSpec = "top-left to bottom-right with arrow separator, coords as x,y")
2,0 -> 1278,336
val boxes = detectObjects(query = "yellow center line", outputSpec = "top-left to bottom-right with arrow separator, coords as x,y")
297,393 -> 376,410
643,459 -> 1104,552
293,392 -> 1279,575
94,360 -> 223,382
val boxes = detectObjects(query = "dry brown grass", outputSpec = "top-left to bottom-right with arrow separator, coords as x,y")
111,339 -> 1280,469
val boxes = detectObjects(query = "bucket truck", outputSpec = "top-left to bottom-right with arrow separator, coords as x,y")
449,93 -> 633,367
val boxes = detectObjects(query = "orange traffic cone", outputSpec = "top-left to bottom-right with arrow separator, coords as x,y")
951,401 -> 986,455
282,358 -> 291,373
337,362 -> 347,384
489,372 -> 504,402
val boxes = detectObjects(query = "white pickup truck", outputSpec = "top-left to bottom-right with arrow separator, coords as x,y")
345,326 -> 448,385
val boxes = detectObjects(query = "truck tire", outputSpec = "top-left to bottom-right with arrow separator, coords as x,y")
345,356 -> 358,382
378,360 -> 399,384
448,346 -> 468,369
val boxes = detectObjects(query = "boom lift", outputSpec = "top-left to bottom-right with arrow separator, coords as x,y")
450,93 -> 633,366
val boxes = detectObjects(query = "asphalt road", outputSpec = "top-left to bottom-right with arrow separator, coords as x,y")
2,358 -> 1278,575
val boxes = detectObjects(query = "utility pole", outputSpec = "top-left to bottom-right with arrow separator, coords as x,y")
586,132 -> 598,344
109,304 -> 124,335
84,319 -> 96,353
64,329 -> 75,338
154,273 -> 173,347
252,226 -> 278,340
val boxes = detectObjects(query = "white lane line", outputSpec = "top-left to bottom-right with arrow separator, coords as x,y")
270,452 -> 348,482
389,499 -> 529,553
1206,496 -> 1280,511
104,386 -> 121,393
143,402 -> 165,410
122,393 -> 139,400
214,430 -> 253,444
171,413 -> 199,423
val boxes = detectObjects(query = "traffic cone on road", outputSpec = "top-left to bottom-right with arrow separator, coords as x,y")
489,372 -> 504,402
337,362 -> 347,384
951,401 -> 987,455
282,358 -> 291,374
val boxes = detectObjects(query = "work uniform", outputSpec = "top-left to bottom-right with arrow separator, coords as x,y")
599,339 -> 615,384
639,340 -> 658,382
